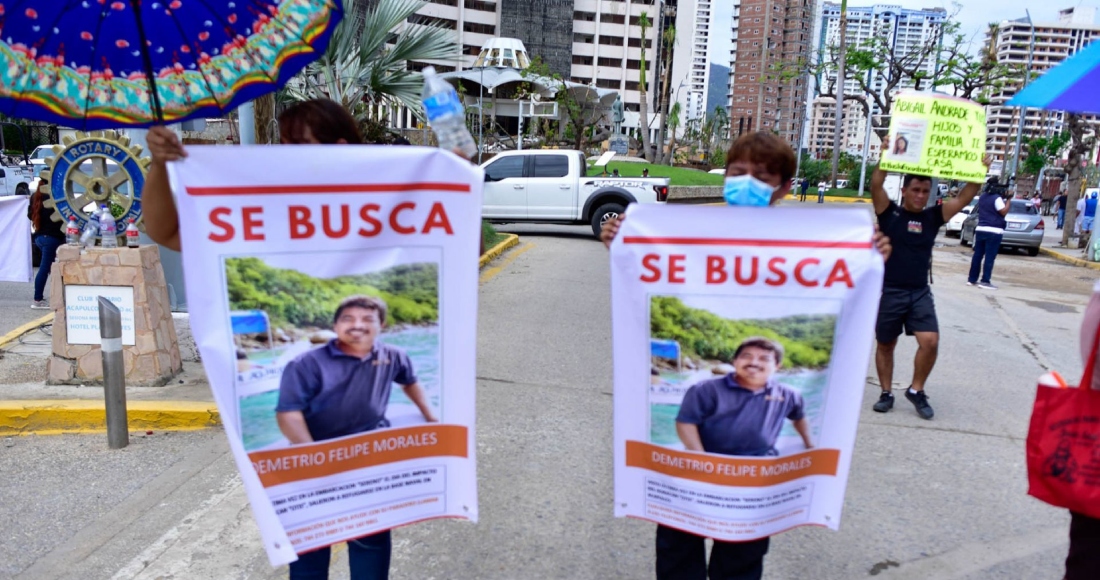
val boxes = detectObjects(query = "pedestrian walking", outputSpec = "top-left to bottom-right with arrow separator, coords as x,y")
869,136 -> 990,419
967,180 -> 1011,290
601,131 -> 892,580
27,173 -> 64,309
1084,192 -> 1098,236
800,178 -> 809,202
1055,191 -> 1068,230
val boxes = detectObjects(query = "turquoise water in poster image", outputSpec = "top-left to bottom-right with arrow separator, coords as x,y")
239,326 -> 441,452
649,369 -> 829,453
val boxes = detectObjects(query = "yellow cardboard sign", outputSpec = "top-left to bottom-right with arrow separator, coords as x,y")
879,92 -> 987,182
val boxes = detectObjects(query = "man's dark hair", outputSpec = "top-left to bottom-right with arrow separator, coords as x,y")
279,98 -> 363,145
725,131 -> 797,183
333,295 -> 388,326
733,337 -> 784,365
902,174 -> 933,188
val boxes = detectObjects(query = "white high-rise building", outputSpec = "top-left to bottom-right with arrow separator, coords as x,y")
671,0 -> 713,133
987,7 -> 1100,170
807,3 -> 945,156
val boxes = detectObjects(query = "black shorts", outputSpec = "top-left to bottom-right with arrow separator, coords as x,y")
876,286 -> 938,343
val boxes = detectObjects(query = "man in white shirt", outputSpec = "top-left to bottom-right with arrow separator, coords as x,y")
968,180 -> 1012,290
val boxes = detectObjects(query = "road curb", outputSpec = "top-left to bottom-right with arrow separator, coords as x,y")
479,234 -> 520,268
1038,246 -> 1100,270
0,313 -> 53,350
0,400 -> 221,435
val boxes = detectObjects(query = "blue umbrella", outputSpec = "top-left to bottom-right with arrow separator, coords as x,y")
1008,39 -> 1100,113
0,0 -> 343,129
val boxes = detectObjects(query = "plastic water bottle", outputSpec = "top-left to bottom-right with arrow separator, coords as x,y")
421,66 -> 477,158
65,216 -> 80,246
125,219 -> 140,248
99,205 -> 118,248
80,212 -> 100,248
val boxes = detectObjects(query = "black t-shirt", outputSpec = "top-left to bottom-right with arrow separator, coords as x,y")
877,201 -> 945,289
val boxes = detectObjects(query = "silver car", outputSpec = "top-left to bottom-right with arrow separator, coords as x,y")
960,199 -> 1044,256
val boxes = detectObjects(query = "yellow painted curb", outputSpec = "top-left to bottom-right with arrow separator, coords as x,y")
0,313 -> 53,350
479,233 -> 520,268
788,195 -> 871,204
1038,246 -> 1100,271
0,400 -> 221,435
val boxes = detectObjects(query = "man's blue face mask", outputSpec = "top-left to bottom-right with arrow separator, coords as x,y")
723,174 -> 776,207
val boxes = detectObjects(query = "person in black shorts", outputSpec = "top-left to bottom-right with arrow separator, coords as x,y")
869,137 -> 989,419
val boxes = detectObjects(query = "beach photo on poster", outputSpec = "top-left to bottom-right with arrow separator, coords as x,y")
648,294 -> 840,457
224,247 -> 442,452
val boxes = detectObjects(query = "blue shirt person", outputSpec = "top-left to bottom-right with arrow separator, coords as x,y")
675,337 -> 813,456
276,295 -> 437,443
274,295 -> 437,580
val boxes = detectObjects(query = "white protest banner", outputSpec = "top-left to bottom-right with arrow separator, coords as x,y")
0,196 -> 31,283
611,204 -> 883,541
170,146 -> 481,565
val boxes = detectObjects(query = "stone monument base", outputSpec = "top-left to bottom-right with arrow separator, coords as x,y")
47,245 -> 182,387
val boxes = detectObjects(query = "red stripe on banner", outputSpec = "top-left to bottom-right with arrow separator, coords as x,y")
622,236 -> 872,249
186,183 -> 472,196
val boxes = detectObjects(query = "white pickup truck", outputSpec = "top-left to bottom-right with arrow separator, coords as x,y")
480,149 -> 671,236
0,155 -> 34,196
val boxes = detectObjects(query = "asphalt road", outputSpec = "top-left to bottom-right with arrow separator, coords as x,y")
2,214 -> 1095,579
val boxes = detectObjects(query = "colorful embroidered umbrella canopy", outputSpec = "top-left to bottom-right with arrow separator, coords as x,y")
0,0 -> 343,129
1008,39 -> 1100,113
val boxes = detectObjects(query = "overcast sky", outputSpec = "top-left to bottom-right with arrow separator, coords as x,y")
709,2 -> 1100,67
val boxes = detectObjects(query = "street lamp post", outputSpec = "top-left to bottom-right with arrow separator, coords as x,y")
1009,10 -> 1035,183
478,66 -> 484,163
831,0 -> 849,189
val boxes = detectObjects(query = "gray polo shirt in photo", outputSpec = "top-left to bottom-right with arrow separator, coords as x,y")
676,375 -> 804,457
276,340 -> 417,441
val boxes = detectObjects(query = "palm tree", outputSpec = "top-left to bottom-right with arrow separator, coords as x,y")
656,24 -> 676,165
285,0 -> 459,129
637,12 -> 655,162
665,101 -> 682,165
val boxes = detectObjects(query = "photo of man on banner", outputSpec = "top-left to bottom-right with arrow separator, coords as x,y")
676,337 -> 813,458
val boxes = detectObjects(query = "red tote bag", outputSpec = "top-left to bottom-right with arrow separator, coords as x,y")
1026,328 -> 1100,519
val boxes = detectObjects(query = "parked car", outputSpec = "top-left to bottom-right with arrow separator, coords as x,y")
945,200 -> 977,237
481,150 -> 671,237
960,199 -> 1044,256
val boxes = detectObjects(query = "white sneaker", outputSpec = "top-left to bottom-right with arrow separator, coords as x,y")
30,300 -> 49,309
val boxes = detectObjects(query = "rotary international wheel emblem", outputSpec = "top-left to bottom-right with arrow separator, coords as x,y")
43,131 -> 150,237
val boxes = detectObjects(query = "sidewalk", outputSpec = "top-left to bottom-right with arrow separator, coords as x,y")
0,313 -> 219,435
0,234 -> 523,435
1036,213 -> 1100,270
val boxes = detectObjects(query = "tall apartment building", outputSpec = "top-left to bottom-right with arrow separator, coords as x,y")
987,7 -> 1100,169
671,0 -> 713,125
568,0 -> 663,137
806,3 -> 944,156
727,0 -> 815,148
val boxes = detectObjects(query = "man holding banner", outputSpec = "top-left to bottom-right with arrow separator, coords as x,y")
870,135 -> 989,419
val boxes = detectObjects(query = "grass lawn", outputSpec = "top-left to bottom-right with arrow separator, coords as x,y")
482,220 -> 507,251
587,162 -> 724,186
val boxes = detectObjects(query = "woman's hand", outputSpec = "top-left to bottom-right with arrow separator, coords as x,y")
147,126 -> 187,165
601,215 -> 624,249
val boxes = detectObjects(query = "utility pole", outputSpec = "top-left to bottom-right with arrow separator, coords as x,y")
831,0 -> 849,189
